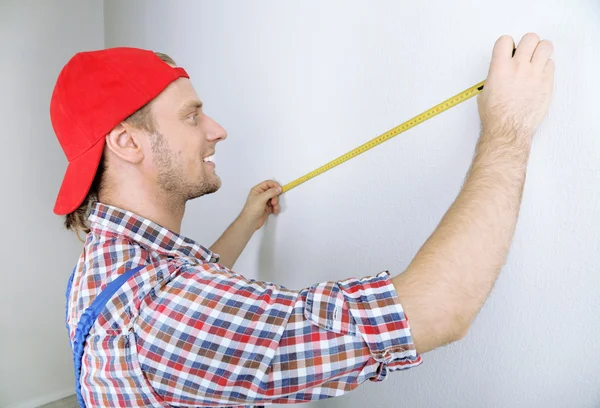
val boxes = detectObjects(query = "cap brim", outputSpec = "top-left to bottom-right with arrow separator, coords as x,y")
53,137 -> 105,215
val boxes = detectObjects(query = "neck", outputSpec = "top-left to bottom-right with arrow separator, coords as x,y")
99,182 -> 186,234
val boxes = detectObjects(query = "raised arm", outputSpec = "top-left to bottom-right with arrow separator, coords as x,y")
392,33 -> 555,353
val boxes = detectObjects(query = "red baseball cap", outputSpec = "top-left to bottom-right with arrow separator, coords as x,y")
50,47 -> 189,215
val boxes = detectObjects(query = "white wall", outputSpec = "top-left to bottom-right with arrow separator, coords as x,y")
106,1 -> 600,407
0,1 -> 104,407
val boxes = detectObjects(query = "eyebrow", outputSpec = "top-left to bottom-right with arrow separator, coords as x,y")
177,100 -> 203,117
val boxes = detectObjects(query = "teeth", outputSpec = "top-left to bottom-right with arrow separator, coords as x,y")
203,155 -> 214,163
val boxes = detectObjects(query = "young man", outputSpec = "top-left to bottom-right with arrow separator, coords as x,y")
54,33 -> 554,407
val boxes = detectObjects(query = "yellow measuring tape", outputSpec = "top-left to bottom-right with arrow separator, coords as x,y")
281,79 -> 486,193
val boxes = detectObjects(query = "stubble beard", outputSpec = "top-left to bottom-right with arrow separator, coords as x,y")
150,132 -> 221,204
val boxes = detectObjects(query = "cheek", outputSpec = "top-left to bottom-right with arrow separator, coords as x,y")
180,136 -> 204,170
168,125 -> 202,160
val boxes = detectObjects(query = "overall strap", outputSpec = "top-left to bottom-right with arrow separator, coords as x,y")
66,265 -> 146,408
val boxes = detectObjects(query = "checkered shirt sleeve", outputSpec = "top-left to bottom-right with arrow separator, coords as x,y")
135,261 -> 422,406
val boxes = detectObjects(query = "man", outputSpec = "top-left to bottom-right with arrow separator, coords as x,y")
54,33 -> 553,407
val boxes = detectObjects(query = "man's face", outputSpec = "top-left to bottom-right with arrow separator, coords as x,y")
146,78 -> 227,201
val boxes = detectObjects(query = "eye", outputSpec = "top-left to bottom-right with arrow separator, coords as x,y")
187,113 -> 198,124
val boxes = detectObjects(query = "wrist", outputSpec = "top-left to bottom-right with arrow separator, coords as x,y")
235,210 -> 258,234
477,126 -> 532,159
481,120 -> 534,143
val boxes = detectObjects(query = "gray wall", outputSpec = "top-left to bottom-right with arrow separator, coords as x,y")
0,1 -> 104,407
105,1 -> 600,407
3,0 -> 594,406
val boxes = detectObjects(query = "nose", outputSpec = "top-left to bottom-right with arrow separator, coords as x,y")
206,115 -> 227,142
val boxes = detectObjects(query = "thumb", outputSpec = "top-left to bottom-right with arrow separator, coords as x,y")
260,185 -> 282,201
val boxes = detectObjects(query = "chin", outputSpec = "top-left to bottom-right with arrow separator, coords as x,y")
187,174 -> 221,200
208,173 -> 222,192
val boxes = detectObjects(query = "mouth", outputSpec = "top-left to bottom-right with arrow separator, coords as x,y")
203,152 -> 215,167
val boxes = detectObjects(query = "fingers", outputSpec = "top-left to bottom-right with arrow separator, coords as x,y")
260,182 -> 282,214
492,33 -> 553,70
252,179 -> 282,194
532,40 -> 553,68
262,184 -> 282,199
514,32 -> 541,62
264,196 -> 280,215
269,197 -> 280,214
545,58 -> 555,75
491,35 -> 516,63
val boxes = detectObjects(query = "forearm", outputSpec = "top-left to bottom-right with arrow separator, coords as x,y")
210,216 -> 256,269
393,127 -> 532,353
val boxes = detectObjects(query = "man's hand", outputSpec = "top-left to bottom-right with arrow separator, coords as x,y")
478,33 -> 554,141
239,180 -> 282,231
209,180 -> 282,269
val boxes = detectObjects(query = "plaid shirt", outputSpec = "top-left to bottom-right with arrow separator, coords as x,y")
65,202 -> 422,407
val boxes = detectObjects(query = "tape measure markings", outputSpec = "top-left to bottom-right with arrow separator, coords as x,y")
281,79 -> 486,193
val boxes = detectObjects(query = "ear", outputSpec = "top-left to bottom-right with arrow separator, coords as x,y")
104,123 -> 144,164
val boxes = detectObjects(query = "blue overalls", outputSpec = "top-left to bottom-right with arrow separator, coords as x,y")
65,265 -> 144,408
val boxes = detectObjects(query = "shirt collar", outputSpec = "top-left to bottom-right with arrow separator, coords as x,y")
88,202 -> 219,264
